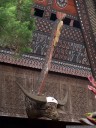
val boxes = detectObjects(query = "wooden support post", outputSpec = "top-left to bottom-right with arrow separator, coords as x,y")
37,12 -> 66,95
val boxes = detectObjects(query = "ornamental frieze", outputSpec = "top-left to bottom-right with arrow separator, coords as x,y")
31,31 -> 89,66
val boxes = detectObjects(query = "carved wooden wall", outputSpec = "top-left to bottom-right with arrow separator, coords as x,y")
75,0 -> 96,79
33,17 -> 89,67
0,0 -> 92,78
0,64 -> 95,121
0,0 -> 96,122
84,0 -> 96,38
35,0 -> 77,16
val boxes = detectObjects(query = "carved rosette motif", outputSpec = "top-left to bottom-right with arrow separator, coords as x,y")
56,0 -> 68,8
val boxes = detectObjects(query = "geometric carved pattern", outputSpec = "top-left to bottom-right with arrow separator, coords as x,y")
35,17 -> 53,34
54,40 -> 89,66
32,32 -> 49,56
32,31 -> 89,66
85,0 -> 96,36
0,50 -> 91,77
34,4 -> 46,10
52,0 -> 77,16
0,9 -> 91,77
34,0 -> 78,20
0,1 -> 93,78
75,0 -> 96,79
43,0 -> 53,18
36,17 -> 84,43
35,0 -> 78,19
61,26 -> 84,43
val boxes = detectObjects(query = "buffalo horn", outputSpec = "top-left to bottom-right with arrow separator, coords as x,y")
58,92 -> 68,106
16,82 -> 46,103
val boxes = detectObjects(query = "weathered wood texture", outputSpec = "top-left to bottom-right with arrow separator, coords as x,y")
0,63 -> 95,121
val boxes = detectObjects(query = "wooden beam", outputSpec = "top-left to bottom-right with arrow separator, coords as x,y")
75,0 -> 96,79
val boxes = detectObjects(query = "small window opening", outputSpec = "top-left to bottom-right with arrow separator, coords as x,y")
50,13 -> 57,21
34,8 -> 44,17
73,20 -> 81,29
63,17 -> 71,25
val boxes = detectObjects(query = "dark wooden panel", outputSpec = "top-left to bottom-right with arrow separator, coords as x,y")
32,30 -> 89,66
0,64 -> 94,121
85,0 -> 96,36
0,49 -> 91,77
51,0 -> 77,16
35,0 -> 78,16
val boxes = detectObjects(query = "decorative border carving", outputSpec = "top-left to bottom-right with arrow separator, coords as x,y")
32,30 -> 89,66
0,50 -> 91,77
34,0 -> 78,20
0,0 -> 93,78
75,0 -> 96,79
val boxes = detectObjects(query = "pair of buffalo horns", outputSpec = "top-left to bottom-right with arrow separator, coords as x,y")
16,82 -> 68,106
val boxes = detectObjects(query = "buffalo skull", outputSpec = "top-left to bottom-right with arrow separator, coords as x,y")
16,82 -> 68,120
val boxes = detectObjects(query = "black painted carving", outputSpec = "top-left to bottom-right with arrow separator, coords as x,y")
32,30 -> 89,66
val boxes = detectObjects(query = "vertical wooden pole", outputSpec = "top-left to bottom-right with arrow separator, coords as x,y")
37,12 -> 66,95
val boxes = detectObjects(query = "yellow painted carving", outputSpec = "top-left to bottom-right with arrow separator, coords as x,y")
54,21 -> 63,46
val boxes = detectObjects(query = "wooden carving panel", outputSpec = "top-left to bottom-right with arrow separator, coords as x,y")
0,1 -> 92,77
0,50 -> 91,77
32,31 -> 89,66
35,17 -> 53,34
0,64 -> 92,121
52,0 -> 77,16
34,0 -> 78,18
35,17 -> 84,43
85,0 -> 96,36
54,40 -> 89,66
32,32 -> 49,56
75,0 -> 96,79
61,26 -> 84,43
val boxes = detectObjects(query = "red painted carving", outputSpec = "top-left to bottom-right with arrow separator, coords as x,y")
52,0 -> 77,15
35,0 -> 48,6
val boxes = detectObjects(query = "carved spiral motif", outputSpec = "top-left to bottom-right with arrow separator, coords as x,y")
56,0 -> 68,8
